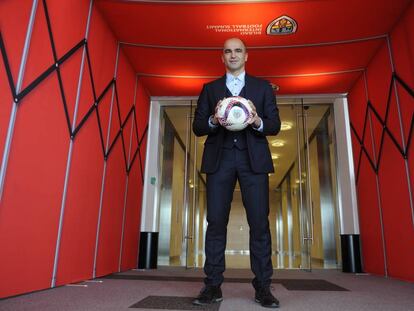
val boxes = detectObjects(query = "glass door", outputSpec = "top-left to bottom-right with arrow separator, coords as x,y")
157,103 -> 206,268
183,105 -> 207,269
157,100 -> 341,270
295,103 -> 313,271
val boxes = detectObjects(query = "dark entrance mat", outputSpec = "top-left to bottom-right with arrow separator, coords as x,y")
279,279 -> 348,291
129,296 -> 221,310
105,275 -> 348,291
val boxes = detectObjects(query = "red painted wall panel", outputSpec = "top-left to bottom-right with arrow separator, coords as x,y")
365,43 -> 393,119
83,5 -> 118,150
348,74 -> 367,135
365,43 -> 399,159
116,52 -> 136,120
0,52 -> 13,168
0,1 -> 71,298
135,80 -> 150,183
95,47 -> 138,276
55,113 -> 104,286
384,86 -> 404,151
120,159 -> 142,270
356,155 -> 385,275
104,52 -> 136,149
0,0 -> 149,298
140,136 -> 148,176
350,135 -> 361,177
95,140 -> 126,276
57,48 -> 85,129
378,135 -> 414,281
391,2 -> 414,88
136,80 -> 150,140
43,0 -> 100,286
106,96 -> 123,153
367,110 -> 382,163
348,75 -> 366,171
20,1 -> 55,91
73,53 -> 96,130
0,1 -> 33,79
119,79 -> 150,270
0,73 -> 69,297
408,107 -> 414,223
0,0 -> 33,167
88,6 -> 117,96
46,0 -> 89,57
391,2 -> 414,201
363,113 -> 378,167
348,0 -> 414,282
384,1 -> 414,282
395,83 -> 414,147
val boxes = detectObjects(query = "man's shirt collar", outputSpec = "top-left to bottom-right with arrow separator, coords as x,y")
226,71 -> 246,82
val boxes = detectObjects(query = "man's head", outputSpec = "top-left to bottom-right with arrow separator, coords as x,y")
222,38 -> 248,76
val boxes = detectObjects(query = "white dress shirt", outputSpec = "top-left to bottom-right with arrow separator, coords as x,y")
226,71 -> 245,96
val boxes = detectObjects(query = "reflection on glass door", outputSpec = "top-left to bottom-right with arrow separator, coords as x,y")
157,100 -> 342,270
157,102 -> 206,268
296,102 -> 313,271
272,102 -> 341,269
184,112 -> 207,268
271,101 -> 313,270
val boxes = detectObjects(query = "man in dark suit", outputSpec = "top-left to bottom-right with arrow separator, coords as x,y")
192,38 -> 281,308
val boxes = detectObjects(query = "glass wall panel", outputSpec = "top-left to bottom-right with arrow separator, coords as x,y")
156,100 -> 341,270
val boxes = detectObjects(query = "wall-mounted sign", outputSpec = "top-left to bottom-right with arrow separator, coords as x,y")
266,16 -> 297,35
206,24 -> 262,36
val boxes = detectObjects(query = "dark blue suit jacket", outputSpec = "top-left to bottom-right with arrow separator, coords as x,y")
193,74 -> 281,174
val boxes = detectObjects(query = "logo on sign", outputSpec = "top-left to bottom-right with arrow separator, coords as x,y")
266,16 -> 297,35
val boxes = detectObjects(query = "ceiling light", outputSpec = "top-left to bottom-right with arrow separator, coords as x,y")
271,140 -> 285,147
281,121 -> 293,131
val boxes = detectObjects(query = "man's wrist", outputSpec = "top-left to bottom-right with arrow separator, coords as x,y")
252,118 -> 261,128
252,117 -> 263,131
209,115 -> 219,127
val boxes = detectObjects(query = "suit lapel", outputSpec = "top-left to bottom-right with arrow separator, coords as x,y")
213,75 -> 227,101
245,73 -> 254,101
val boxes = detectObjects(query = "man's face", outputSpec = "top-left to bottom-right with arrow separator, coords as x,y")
222,39 -> 248,74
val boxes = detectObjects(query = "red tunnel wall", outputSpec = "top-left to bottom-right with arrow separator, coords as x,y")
348,1 -> 414,282
0,0 -> 149,298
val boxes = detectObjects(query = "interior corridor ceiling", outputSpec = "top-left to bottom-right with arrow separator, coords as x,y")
95,0 -> 412,96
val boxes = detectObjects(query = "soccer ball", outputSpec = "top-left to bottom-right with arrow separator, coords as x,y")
216,96 -> 253,131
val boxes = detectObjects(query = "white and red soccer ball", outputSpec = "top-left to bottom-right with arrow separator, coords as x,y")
216,96 -> 254,131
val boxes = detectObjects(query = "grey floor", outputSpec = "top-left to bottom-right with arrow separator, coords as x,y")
1,267 -> 414,311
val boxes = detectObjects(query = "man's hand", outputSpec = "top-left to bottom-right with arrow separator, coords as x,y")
211,98 -> 225,125
247,100 -> 262,128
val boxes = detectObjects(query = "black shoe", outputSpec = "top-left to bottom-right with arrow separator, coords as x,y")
192,285 -> 223,305
255,287 -> 280,308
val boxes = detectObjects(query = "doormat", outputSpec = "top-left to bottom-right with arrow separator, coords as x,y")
277,279 -> 348,291
129,296 -> 221,310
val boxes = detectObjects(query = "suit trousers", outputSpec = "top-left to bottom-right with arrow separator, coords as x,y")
204,147 -> 273,289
